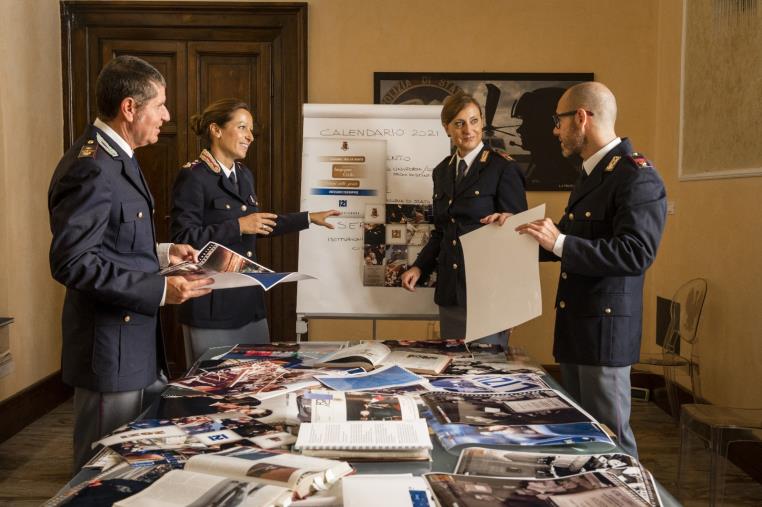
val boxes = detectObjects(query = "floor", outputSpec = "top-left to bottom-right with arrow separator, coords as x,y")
0,398 -> 761,506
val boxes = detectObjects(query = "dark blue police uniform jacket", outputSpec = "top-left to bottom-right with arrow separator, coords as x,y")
413,147 -> 527,307
541,138 -> 667,367
170,158 -> 309,329
48,125 -> 166,393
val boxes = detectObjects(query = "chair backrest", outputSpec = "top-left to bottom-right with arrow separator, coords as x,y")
662,278 -> 707,351
663,277 -> 708,400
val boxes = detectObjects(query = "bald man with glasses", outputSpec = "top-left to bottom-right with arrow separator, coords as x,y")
516,82 -> 667,457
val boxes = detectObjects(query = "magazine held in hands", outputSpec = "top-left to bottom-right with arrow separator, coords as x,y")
160,241 -> 315,290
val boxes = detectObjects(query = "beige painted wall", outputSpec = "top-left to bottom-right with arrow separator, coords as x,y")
653,0 -> 762,407
0,0 -> 64,402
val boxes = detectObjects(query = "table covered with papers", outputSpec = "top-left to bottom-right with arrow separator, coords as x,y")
46,340 -> 679,507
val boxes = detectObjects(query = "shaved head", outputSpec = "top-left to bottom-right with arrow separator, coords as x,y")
561,82 -> 617,130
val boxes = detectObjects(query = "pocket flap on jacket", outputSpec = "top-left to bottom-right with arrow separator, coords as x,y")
120,200 -> 148,223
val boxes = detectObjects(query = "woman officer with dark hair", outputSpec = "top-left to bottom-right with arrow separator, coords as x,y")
400,92 -> 527,347
171,99 -> 338,362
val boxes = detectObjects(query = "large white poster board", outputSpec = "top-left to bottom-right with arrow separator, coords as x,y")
297,104 -> 449,317
460,205 -> 545,342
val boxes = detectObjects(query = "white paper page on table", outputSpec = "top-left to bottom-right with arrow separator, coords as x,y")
342,474 -> 435,507
113,469 -> 292,507
294,419 -> 432,451
460,204 -> 545,342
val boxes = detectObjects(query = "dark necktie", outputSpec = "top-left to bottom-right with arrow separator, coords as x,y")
456,159 -> 467,184
228,171 -> 239,193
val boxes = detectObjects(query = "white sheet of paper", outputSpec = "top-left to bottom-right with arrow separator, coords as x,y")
460,204 -> 545,342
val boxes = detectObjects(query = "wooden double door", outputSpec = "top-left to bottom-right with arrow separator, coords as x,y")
61,1 -> 308,375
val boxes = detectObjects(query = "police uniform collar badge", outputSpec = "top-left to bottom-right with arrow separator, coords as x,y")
199,149 -> 221,174
77,139 -> 98,159
479,150 -> 490,163
249,194 -> 256,205
96,133 -> 118,158
605,155 -> 621,172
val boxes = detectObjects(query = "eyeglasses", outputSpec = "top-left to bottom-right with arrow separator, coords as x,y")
552,110 -> 594,129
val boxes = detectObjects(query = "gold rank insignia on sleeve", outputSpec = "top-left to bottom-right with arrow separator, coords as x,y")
628,152 -> 652,168
605,155 -> 621,172
77,139 -> 97,158
480,150 -> 490,163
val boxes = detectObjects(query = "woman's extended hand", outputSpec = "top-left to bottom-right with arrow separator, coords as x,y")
309,210 -> 341,229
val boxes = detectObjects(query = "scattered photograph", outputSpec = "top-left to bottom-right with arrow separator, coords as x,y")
424,471 -> 655,507
422,390 -> 589,426
427,417 -> 614,451
455,448 -> 638,479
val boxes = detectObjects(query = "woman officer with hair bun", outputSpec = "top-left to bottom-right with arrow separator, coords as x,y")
171,98 -> 338,363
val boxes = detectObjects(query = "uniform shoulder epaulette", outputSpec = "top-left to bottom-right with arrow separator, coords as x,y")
627,152 -> 653,169
77,139 -> 98,159
490,147 -> 514,162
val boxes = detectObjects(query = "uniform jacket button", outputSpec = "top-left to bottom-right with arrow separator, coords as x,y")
604,307 -> 612,314
225,204 -> 231,209
448,199 -> 452,205
568,213 -> 574,220
123,315 -> 131,323
451,218 -> 455,223
474,190 -> 480,196
452,240 -> 457,246
247,251 -> 253,257
452,263 -> 458,269
137,211 -> 143,219
585,211 -> 592,218
561,272 -> 568,279
241,205 -> 247,211
559,301 -> 566,309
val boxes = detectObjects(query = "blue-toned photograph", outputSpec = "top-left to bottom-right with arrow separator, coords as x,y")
315,365 -> 424,392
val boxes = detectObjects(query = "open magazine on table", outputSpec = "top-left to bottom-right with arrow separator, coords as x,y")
314,341 -> 452,374
160,241 -> 315,290
114,446 -> 353,507
454,448 -> 661,506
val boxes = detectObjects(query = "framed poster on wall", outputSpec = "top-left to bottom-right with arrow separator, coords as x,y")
374,72 -> 594,191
